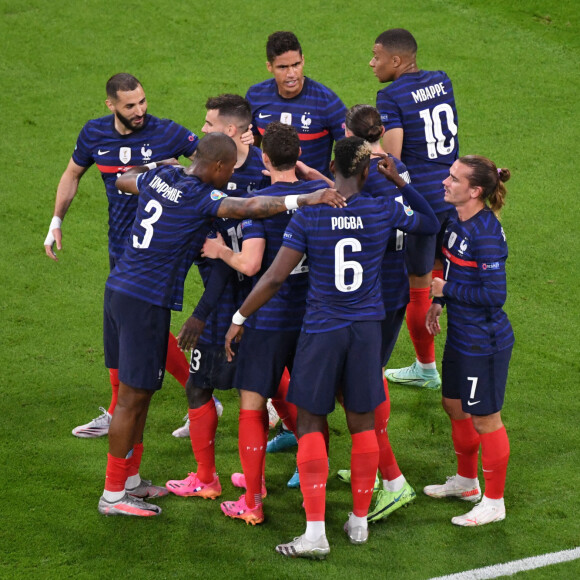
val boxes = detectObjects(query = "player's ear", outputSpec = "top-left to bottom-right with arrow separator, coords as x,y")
470,185 -> 483,200
105,98 -> 115,113
393,55 -> 402,68
329,160 -> 336,176
266,60 -> 273,73
298,147 -> 302,159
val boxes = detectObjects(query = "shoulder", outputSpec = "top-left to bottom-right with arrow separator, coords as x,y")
246,79 -> 276,99
79,115 -> 113,136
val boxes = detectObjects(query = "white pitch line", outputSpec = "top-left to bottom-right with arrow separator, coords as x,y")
428,547 -> 580,580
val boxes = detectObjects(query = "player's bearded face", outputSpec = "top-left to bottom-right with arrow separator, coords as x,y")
115,107 -> 147,132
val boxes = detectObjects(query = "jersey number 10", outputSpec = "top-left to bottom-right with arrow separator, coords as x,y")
419,104 -> 458,159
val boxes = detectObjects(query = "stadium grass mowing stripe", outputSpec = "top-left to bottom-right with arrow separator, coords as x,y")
428,547 -> 580,580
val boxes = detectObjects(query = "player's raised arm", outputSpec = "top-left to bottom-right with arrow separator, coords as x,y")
44,159 -> 89,261
115,158 -> 180,194
216,187 -> 345,221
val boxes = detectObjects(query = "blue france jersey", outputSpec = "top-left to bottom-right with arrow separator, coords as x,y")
282,192 -> 428,333
195,148 -> 268,345
362,157 -> 411,312
440,208 -> 514,355
377,70 -> 458,214
241,179 -> 329,331
72,114 -> 199,261
106,166 -> 226,310
246,77 -> 347,177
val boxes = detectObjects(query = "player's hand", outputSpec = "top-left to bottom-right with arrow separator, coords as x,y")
225,323 -> 244,362
295,161 -> 334,186
376,154 -> 406,188
301,188 -> 347,209
430,277 -> 446,298
425,303 -> 443,336
177,315 -> 205,352
240,125 -> 254,146
44,217 -> 62,261
201,232 -> 226,259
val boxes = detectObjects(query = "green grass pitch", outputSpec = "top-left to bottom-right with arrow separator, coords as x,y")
1,1 -> 578,578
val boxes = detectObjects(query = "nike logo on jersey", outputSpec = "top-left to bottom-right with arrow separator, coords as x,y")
467,400 -> 480,406
258,113 -> 271,119
98,150 -> 110,155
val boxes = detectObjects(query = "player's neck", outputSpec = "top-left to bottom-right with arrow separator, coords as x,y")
369,142 -> 386,156
114,118 -> 134,136
457,200 -> 485,222
334,176 -> 360,200
394,60 -> 419,80
270,168 -> 298,184
235,143 -> 250,169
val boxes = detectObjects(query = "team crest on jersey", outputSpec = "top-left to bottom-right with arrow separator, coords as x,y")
448,232 -> 457,248
459,238 -> 468,254
119,147 -> 131,164
141,145 -> 152,162
210,190 -> 227,201
280,112 -> 292,125
301,113 -> 311,130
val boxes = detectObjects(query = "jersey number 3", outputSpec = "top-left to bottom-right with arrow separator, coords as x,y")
133,200 -> 163,249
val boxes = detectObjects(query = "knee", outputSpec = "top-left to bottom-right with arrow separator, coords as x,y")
186,383 -> 212,409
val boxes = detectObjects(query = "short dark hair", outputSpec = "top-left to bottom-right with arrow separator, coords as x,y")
196,132 -> 237,164
375,28 -> 417,55
333,137 -> 371,178
345,105 -> 383,144
262,122 -> 300,170
205,94 -> 252,130
106,73 -> 142,100
266,31 -> 302,62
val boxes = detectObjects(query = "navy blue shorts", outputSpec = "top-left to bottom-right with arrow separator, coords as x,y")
380,306 -> 406,367
189,342 -> 238,391
103,287 -> 170,391
442,343 -> 512,415
287,321 -> 385,415
405,209 -> 456,276
233,327 -> 300,398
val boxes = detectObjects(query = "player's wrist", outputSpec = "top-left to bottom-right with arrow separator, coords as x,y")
44,216 -> 62,247
232,310 -> 247,325
284,195 -> 300,210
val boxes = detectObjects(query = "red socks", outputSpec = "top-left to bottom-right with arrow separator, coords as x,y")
165,332 -> 190,387
107,369 -> 119,415
406,287 -> 435,364
451,418 -> 481,479
239,409 -> 268,509
189,399 -> 218,483
297,432 -> 328,522
127,442 -> 144,478
105,454 -> 129,492
375,379 -> 402,481
271,368 -> 298,434
350,430 -> 379,517
480,426 -> 510,499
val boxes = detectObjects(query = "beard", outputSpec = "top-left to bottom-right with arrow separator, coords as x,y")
115,109 -> 147,132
